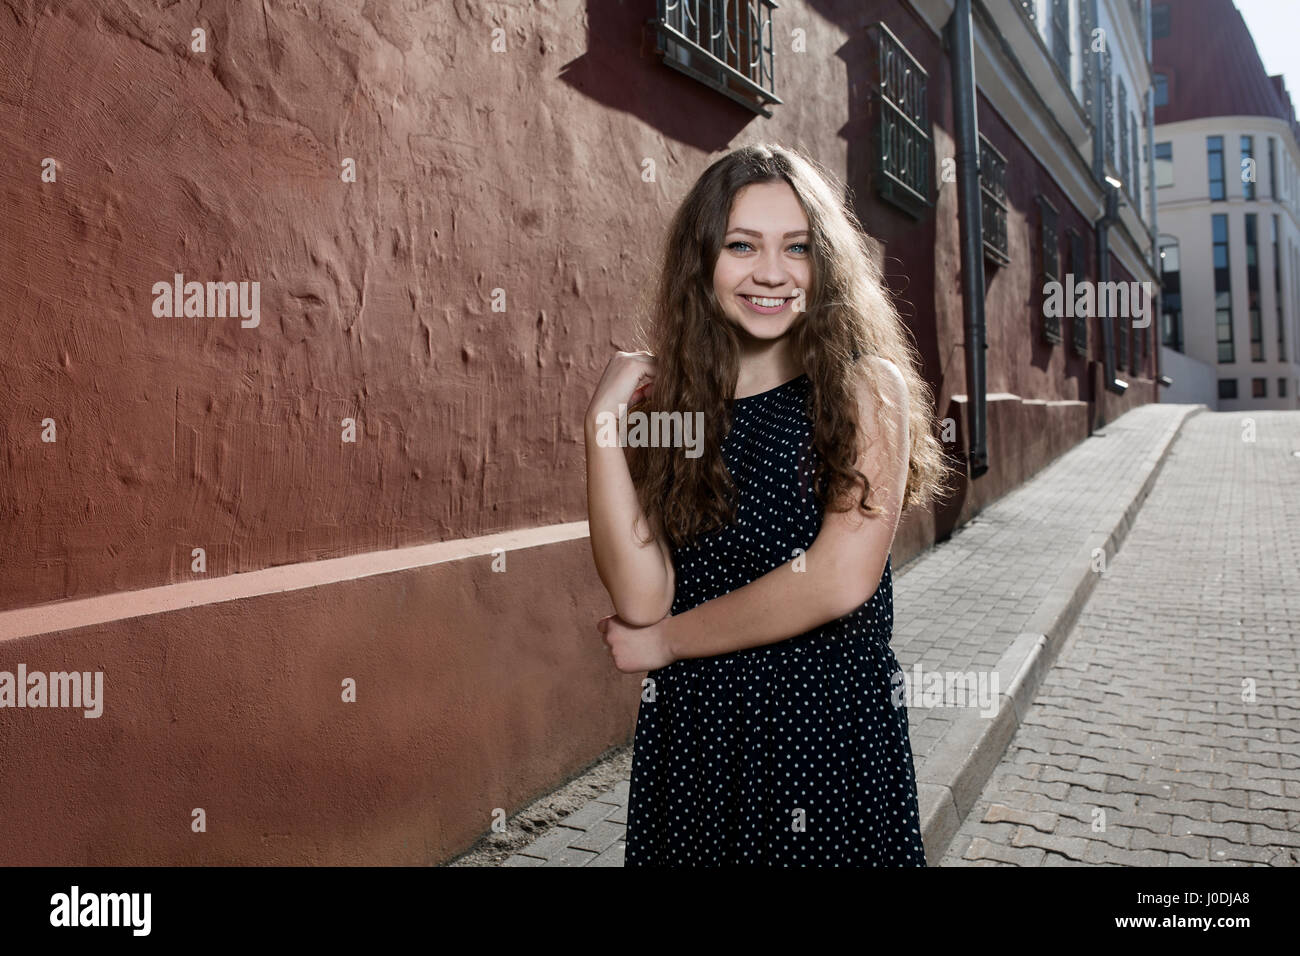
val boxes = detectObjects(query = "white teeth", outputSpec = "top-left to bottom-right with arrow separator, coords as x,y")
744,295 -> 786,308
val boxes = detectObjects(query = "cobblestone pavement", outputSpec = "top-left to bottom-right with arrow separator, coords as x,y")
491,405 -> 1299,867
941,410 -> 1300,866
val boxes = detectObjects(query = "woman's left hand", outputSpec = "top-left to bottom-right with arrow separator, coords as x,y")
597,613 -> 676,673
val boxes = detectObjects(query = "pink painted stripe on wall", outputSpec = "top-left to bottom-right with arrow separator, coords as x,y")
0,522 -> 592,642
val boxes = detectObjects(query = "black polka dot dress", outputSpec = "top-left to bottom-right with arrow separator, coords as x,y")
624,372 -> 927,867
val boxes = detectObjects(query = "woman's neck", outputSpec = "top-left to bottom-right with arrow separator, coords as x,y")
734,342 -> 803,400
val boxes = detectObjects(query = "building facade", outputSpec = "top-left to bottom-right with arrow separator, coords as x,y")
1152,0 -> 1300,409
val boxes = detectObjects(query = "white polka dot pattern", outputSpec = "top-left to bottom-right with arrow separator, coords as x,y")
624,373 -> 927,866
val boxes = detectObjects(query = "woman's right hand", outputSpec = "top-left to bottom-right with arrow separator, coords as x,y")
586,350 -> 657,424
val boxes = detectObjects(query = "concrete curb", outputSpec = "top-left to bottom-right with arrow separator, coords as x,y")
915,404 -> 1207,866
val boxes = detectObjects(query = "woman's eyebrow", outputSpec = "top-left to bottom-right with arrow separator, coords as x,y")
726,227 -> 810,238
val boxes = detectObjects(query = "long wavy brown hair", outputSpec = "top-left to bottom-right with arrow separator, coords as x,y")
627,143 -> 953,549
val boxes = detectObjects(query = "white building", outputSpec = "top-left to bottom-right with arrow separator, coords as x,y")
1152,0 -> 1300,410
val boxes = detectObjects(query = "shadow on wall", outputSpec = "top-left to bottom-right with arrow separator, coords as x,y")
558,2 -> 752,153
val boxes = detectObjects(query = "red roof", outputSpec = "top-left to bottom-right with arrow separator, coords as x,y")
1154,0 -> 1299,144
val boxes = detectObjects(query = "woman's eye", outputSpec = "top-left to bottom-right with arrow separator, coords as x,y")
726,240 -> 808,254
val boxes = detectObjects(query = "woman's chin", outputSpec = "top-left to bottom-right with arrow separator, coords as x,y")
731,317 -> 796,341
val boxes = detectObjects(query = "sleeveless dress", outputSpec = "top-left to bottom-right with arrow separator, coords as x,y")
624,372 -> 927,867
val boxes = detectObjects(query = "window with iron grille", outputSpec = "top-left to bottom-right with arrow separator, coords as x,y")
652,0 -> 782,116
1103,50 -> 1115,169
1119,82 -> 1129,187
1079,0 -> 1097,117
1038,197 -> 1061,345
1131,309 -> 1140,375
872,23 -> 931,219
1050,0 -> 1070,77
1118,302 -> 1128,371
1252,377 -> 1267,398
980,135 -> 1009,266
1131,115 -> 1141,207
1069,229 -> 1088,355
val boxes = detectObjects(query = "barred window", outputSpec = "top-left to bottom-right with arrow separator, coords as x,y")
1131,114 -> 1141,207
1118,298 -> 1129,371
1069,229 -> 1089,356
980,135 -> 1009,266
1040,197 -> 1061,344
653,0 -> 782,116
1103,50 -> 1115,169
1079,0 -> 1096,116
1119,82 -> 1129,187
1051,0 -> 1070,77
872,23 -> 931,219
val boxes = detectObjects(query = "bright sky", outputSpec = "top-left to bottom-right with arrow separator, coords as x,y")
1234,0 -> 1300,114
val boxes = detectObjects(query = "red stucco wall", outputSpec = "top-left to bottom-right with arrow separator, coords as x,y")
1,0 -> 1159,864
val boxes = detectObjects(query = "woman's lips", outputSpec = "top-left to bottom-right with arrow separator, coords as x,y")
739,293 -> 790,315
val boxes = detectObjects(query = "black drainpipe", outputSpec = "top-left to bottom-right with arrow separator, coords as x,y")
947,0 -> 988,477
1090,0 -> 1124,396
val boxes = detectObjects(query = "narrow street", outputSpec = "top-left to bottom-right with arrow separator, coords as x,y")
942,410 -> 1300,865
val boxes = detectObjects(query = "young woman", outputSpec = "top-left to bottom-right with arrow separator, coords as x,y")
584,144 -> 951,866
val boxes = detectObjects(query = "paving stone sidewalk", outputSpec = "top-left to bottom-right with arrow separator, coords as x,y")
488,402 -> 1213,866
942,409 -> 1300,866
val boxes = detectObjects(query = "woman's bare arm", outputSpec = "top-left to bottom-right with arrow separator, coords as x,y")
585,351 -> 675,627
654,356 -> 909,661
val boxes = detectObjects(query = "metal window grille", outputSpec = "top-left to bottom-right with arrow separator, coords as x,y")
1040,197 -> 1061,344
1069,230 -> 1089,356
872,22 -> 931,218
1130,115 -> 1141,205
1103,51 -> 1115,169
980,135 -> 1009,265
653,0 -> 782,116
1079,0 -> 1097,116
1119,82 -> 1129,187
1118,306 -> 1129,371
1050,0 -> 1070,77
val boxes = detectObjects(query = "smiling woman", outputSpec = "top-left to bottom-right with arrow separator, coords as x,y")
584,143 -> 953,867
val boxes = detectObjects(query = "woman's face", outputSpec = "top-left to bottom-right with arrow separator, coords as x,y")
712,180 -> 813,342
